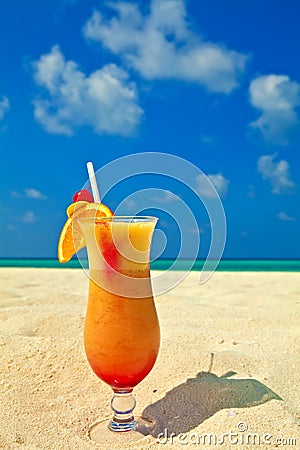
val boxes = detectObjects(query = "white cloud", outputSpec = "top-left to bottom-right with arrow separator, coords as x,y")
186,225 -> 204,235
24,188 -> 47,199
277,212 -> 295,222
257,154 -> 295,194
32,45 -> 143,136
247,185 -> 256,198
199,134 -> 215,145
121,198 -> 137,211
196,173 -> 229,198
10,189 -> 46,199
22,211 -> 37,224
249,74 -> 300,144
241,230 -> 250,237
83,0 -> 247,93
6,224 -> 18,231
0,96 -> 10,120
152,191 -> 179,203
10,191 -> 21,198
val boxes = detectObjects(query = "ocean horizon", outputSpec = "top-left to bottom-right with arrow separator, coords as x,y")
0,258 -> 300,272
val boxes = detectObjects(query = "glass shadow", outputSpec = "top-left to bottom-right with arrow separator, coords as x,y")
142,370 -> 282,437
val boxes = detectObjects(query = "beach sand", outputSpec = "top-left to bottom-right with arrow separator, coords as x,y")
0,268 -> 299,449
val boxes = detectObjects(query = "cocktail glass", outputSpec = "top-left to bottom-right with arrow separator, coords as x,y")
76,216 -> 160,435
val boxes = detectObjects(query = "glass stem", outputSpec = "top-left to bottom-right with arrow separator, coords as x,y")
109,389 -> 137,432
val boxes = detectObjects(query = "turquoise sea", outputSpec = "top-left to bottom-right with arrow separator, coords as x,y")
0,258 -> 300,271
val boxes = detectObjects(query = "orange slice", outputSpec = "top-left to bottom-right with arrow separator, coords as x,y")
58,202 -> 113,263
66,201 -> 88,217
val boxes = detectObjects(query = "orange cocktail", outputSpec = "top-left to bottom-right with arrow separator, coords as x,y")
85,278 -> 160,389
78,216 -> 160,431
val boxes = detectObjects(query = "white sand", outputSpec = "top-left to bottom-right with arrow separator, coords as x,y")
0,268 -> 299,449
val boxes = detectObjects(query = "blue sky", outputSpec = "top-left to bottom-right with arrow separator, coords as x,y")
0,0 -> 299,259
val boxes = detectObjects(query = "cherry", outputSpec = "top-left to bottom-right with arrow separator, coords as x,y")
73,189 -> 94,203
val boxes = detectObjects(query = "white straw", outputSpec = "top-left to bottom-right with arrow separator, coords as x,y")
86,161 -> 101,203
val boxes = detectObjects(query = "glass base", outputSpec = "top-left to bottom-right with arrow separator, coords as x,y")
87,389 -> 155,446
88,417 -> 154,446
109,416 -> 137,432
109,389 -> 137,432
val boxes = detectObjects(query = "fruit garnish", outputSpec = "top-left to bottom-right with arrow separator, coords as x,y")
66,201 -> 89,218
58,202 -> 113,263
73,189 -> 94,203
94,221 -> 119,270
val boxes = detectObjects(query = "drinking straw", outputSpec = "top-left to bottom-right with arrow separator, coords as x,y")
86,161 -> 101,203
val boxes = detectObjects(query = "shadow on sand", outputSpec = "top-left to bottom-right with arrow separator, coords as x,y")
141,365 -> 281,437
